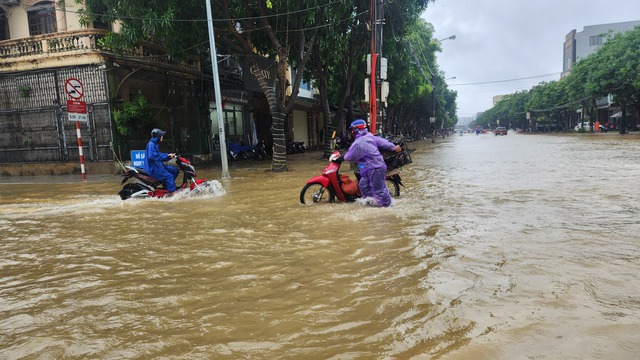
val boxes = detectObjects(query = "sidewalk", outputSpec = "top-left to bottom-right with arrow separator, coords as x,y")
0,150 -> 331,177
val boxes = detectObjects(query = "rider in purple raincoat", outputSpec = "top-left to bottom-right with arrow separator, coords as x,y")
144,128 -> 178,193
343,119 -> 401,207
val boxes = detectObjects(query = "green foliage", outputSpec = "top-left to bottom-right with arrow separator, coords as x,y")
18,85 -> 32,97
74,0 -> 206,59
112,95 -> 155,137
480,26 -> 640,129
75,0 -> 446,139
578,26 -> 640,106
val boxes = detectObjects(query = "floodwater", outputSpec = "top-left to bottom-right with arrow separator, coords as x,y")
1,132 -> 640,360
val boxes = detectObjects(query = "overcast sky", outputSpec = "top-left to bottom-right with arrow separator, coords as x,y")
421,0 -> 640,119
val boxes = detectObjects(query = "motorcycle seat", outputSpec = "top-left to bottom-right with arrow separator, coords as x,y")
126,165 -> 153,176
124,166 -> 163,186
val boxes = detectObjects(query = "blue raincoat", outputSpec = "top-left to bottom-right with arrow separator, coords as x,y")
144,136 -> 179,192
344,129 -> 397,206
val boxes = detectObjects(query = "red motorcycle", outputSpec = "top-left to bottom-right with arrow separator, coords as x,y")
118,155 -> 210,200
299,151 -> 404,205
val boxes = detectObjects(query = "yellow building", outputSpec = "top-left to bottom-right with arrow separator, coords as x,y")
0,1 -> 323,174
0,0 -> 206,171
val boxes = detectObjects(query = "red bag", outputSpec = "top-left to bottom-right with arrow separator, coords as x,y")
340,174 -> 358,195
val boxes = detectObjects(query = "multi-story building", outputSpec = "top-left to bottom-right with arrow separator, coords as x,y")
562,20 -> 640,129
0,1 -> 322,175
0,0 -> 211,175
562,20 -> 640,77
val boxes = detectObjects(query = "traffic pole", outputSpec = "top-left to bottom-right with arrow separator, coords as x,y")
76,120 -> 86,181
369,0 -> 377,134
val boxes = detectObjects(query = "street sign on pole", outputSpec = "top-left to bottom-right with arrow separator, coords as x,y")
67,100 -> 88,122
64,78 -> 85,100
65,78 -> 87,181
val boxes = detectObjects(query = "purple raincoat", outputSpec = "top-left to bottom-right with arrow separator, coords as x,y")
344,129 -> 397,206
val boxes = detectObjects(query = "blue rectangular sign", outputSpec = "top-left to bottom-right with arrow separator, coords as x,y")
130,150 -> 145,168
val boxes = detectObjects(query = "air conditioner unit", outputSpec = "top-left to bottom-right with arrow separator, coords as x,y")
0,0 -> 20,6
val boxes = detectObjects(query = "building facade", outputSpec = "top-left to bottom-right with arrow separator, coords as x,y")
0,0 -> 208,173
561,20 -> 640,129
1,1 -> 323,174
562,20 -> 640,77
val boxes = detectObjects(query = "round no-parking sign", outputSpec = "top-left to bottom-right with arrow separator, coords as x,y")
64,78 -> 85,100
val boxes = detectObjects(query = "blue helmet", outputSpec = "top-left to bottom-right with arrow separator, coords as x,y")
151,128 -> 166,138
349,119 -> 367,130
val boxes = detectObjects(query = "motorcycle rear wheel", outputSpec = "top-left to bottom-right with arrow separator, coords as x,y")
119,183 -> 151,200
386,179 -> 400,197
300,182 -> 335,204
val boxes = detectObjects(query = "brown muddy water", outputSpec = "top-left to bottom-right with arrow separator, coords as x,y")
1,132 -> 639,359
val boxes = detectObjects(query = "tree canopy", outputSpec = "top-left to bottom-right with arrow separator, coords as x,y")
76,0 -> 453,166
477,26 -> 640,133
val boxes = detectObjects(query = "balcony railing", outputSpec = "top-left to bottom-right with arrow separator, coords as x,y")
0,29 -> 107,59
0,29 -> 199,72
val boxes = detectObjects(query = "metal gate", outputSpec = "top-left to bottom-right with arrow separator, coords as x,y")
0,66 -> 113,163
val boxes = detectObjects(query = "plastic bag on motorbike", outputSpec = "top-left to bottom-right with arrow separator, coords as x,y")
339,174 -> 359,195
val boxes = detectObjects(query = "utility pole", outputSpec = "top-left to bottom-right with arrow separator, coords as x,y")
205,0 -> 230,179
432,73 -> 437,143
369,0 -> 384,134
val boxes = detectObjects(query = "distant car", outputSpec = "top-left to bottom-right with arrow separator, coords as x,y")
574,122 -> 592,132
494,127 -> 507,136
404,134 -> 414,142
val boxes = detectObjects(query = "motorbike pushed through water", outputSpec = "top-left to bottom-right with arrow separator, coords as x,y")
299,138 -> 411,205
118,155 -> 210,200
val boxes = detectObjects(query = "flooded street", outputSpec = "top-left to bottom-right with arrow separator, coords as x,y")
1,132 -> 640,359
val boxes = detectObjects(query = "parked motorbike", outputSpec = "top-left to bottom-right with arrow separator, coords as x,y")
287,141 -> 306,154
253,140 -> 269,160
118,155 -> 210,200
299,151 -> 404,205
228,142 -> 267,161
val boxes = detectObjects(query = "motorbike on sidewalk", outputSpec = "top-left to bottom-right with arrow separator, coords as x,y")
228,141 -> 268,161
299,151 -> 404,205
118,155 -> 211,200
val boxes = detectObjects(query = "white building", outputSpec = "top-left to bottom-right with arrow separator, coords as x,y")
562,20 -> 640,77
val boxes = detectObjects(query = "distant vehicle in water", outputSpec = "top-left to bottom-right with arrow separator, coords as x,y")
574,122 -> 592,132
494,127 -> 508,136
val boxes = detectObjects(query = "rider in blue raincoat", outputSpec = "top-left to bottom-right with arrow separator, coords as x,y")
144,128 -> 179,193
343,119 -> 401,207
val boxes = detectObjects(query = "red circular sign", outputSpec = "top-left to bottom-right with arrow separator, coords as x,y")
65,78 -> 85,100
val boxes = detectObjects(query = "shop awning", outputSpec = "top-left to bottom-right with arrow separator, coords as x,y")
610,111 -> 623,118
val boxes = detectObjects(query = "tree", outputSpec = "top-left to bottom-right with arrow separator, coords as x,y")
76,0 -> 207,60
305,0 -> 370,158
112,95 -> 155,137
527,81 -> 571,131
305,0 -> 432,157
387,17 -> 442,138
579,27 -> 640,133
214,0 -> 321,171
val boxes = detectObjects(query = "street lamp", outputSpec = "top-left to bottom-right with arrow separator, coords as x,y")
438,35 -> 456,42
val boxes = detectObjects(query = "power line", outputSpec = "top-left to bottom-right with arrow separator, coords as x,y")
449,72 -> 561,86
49,0 -> 346,24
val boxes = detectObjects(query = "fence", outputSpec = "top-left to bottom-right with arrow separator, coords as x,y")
0,104 -> 113,163
0,66 -> 114,163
